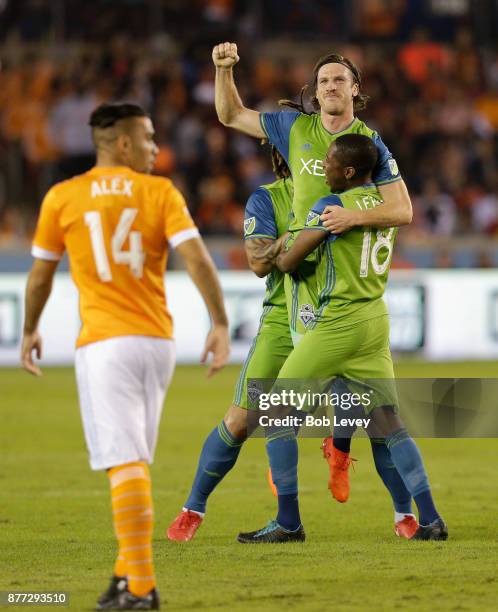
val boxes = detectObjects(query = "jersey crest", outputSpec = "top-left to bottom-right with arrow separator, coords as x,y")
244,216 -> 256,236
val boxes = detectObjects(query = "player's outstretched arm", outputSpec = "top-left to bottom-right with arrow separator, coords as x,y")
275,230 -> 326,274
213,42 -> 265,138
21,258 -> 59,376
176,236 -> 230,377
320,180 -> 413,233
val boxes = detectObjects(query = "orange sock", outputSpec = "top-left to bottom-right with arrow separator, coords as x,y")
108,462 -> 155,597
113,554 -> 127,578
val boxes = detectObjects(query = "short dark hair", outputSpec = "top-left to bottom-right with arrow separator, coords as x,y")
333,134 -> 378,178
89,103 -> 147,128
311,53 -> 369,112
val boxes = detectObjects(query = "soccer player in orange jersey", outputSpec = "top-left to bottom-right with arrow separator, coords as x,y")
21,103 -> 230,611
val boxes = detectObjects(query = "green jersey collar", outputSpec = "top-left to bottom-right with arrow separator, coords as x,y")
320,116 -> 359,137
337,182 -> 376,195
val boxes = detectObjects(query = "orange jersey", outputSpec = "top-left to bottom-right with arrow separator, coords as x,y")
32,166 -> 199,347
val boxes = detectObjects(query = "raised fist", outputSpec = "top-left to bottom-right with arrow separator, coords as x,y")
212,42 -> 240,68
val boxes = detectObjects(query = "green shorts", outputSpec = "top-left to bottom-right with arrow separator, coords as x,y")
273,315 -> 397,413
284,261 -> 320,346
233,310 -> 294,410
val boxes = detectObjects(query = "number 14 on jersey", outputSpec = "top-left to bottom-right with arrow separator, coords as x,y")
85,209 -> 145,281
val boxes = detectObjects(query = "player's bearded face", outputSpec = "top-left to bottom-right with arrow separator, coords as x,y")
315,63 -> 358,116
126,117 -> 159,174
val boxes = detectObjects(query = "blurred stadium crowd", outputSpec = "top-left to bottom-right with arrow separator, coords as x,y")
1,0 -> 498,268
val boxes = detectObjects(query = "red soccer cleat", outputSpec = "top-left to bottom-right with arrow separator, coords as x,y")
166,510 -> 203,542
395,514 -> 419,539
321,437 -> 356,503
267,467 -> 277,497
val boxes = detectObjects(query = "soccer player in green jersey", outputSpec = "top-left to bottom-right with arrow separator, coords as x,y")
212,42 -> 412,230
167,143 -> 414,542
166,147 -> 295,541
236,134 -> 447,543
212,40 -> 412,502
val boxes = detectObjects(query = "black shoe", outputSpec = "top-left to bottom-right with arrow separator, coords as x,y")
114,588 -> 160,610
96,576 -> 128,610
237,519 -> 305,543
412,517 -> 448,541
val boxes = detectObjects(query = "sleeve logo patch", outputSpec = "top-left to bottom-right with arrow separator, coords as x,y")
388,158 -> 399,176
244,216 -> 256,236
306,211 -> 320,227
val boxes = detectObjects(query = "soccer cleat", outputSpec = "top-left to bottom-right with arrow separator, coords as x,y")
394,514 -> 419,539
105,588 -> 160,610
321,437 -> 356,503
267,467 -> 277,497
166,509 -> 203,542
237,519 -> 305,544
96,576 -> 128,610
411,517 -> 448,541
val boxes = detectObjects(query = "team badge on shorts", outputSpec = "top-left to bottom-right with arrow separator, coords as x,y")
247,380 -> 264,408
244,216 -> 256,236
388,158 -> 399,176
299,303 -> 315,327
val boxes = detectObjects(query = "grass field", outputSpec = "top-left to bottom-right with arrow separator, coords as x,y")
1,362 -> 498,611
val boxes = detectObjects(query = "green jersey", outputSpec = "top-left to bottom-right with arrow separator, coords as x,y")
260,112 -> 401,231
303,184 -> 397,328
244,177 -> 293,326
234,178 -> 295,410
